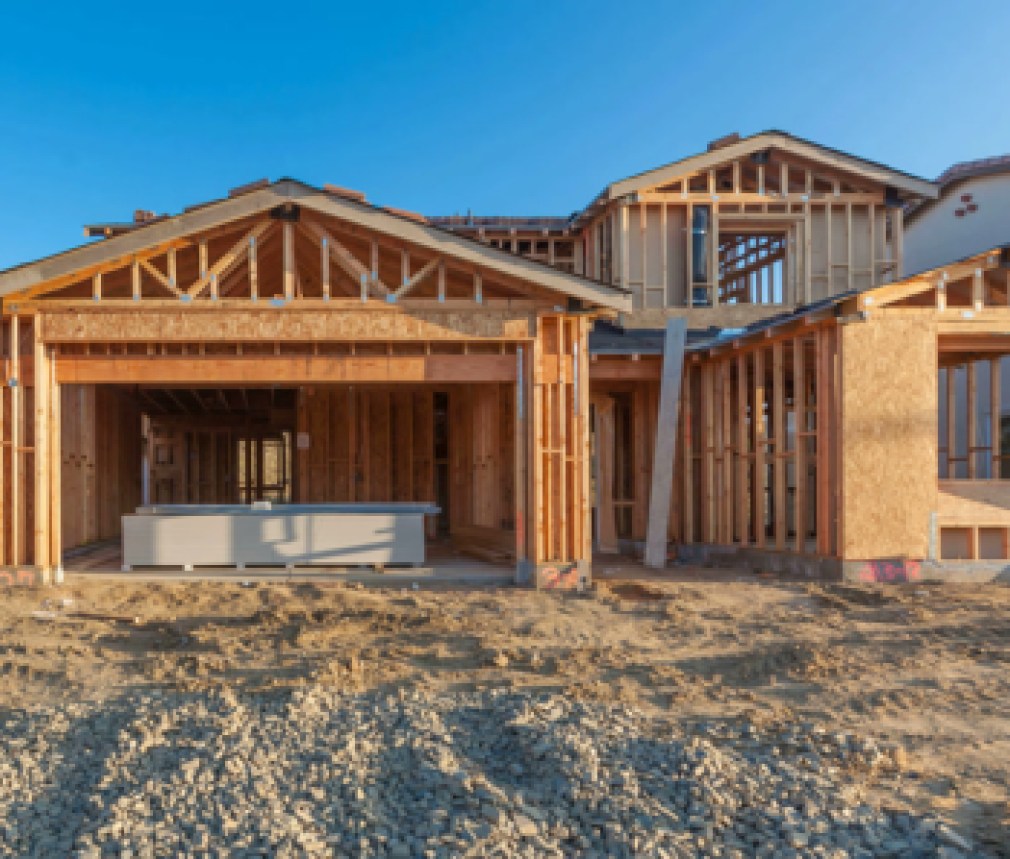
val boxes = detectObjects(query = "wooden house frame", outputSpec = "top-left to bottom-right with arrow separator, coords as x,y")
7,130 -> 1001,585
0,180 -> 631,586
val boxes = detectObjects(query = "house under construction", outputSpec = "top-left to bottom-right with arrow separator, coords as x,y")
1,129 -> 1007,587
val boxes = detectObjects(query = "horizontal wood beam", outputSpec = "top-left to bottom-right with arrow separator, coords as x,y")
589,355 -> 662,381
56,354 -> 517,385
37,306 -> 535,342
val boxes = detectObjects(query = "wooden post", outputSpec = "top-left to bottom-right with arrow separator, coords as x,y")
794,336 -> 806,552
283,221 -> 295,300
991,358 -> 1001,479
10,315 -> 20,565
249,236 -> 259,301
644,318 -> 687,568
702,364 -> 716,542
577,318 -> 592,564
721,359 -> 732,542
773,340 -> 786,549
736,353 -> 749,545
594,395 -> 619,553
33,315 -> 50,575
946,364 -> 956,478
815,329 -> 830,554
754,347 -> 766,548
515,346 -> 527,570
968,362 -> 978,479
49,348 -> 61,577
681,366 -> 694,544
321,236 -> 331,300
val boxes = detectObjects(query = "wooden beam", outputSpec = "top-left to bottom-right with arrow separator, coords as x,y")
393,256 -> 440,300
644,318 -> 687,568
57,354 -> 519,385
140,258 -> 183,298
188,221 -> 273,299
301,219 -> 390,297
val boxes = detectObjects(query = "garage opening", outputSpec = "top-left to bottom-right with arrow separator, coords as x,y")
61,382 -> 520,572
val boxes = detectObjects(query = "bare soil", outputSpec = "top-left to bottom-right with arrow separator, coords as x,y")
1,572 -> 1008,853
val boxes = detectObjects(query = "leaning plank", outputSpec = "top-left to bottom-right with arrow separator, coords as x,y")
644,318 -> 687,569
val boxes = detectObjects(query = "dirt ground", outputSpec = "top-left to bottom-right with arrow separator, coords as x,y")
1,570 -> 1008,854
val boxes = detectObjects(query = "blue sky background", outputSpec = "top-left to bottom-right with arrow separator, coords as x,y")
1,0 -> 1007,268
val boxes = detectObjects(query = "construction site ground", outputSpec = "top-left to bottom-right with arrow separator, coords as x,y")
0,569 -> 1008,856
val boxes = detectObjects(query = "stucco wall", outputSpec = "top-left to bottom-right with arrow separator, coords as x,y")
905,173 -> 1010,275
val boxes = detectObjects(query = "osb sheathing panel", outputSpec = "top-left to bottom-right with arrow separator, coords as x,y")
841,314 -> 936,559
937,481 -> 1010,526
40,309 -> 533,343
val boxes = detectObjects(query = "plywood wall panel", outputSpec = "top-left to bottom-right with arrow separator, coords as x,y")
840,315 -> 937,559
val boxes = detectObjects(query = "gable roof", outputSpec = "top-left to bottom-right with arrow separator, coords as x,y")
0,179 -> 632,311
571,130 -> 937,226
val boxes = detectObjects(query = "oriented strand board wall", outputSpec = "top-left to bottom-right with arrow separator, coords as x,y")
840,313 -> 937,559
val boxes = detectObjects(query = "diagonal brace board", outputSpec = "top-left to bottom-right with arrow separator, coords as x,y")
644,317 -> 687,569
186,220 -> 274,297
394,256 -> 441,299
300,219 -> 390,296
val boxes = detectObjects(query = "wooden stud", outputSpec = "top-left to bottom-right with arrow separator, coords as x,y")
892,206 -> 904,279
33,315 -> 50,573
249,236 -> 259,301
845,203 -> 853,292
684,203 -> 694,308
701,364 -> 715,542
968,362 -> 977,478
991,357 -> 1001,479
754,347 -> 766,548
721,359 -> 732,542
10,315 -> 20,565
283,221 -> 295,300
681,365 -> 694,543
736,353 -> 749,545
167,248 -> 177,291
131,260 -> 141,300
946,364 -> 956,478
772,340 -> 786,550
321,236 -> 331,300
92,272 -> 102,302
437,260 -> 446,303
48,347 -> 61,573
794,336 -> 806,552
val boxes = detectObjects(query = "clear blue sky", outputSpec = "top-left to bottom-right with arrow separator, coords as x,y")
1,0 -> 1007,269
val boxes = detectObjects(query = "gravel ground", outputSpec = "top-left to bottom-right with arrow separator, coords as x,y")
0,684 -> 980,858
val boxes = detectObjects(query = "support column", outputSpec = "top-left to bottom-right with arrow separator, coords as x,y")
33,315 -> 51,579
644,318 -> 687,568
529,314 -> 591,589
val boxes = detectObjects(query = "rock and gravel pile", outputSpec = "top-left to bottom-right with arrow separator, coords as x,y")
0,685 -> 976,858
